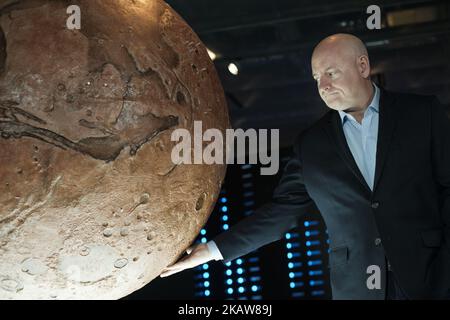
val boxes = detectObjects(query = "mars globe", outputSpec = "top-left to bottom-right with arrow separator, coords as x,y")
0,0 -> 229,299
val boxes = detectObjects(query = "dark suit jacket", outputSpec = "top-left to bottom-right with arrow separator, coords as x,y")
213,89 -> 450,299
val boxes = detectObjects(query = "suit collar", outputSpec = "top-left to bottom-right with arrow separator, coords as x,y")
337,83 -> 381,124
373,88 -> 397,193
323,87 -> 397,195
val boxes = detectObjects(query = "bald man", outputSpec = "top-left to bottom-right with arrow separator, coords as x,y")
161,34 -> 450,300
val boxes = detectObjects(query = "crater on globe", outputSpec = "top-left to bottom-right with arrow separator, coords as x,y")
0,0 -> 229,299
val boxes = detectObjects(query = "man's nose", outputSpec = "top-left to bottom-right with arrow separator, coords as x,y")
319,79 -> 331,93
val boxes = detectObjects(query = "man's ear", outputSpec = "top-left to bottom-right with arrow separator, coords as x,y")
357,55 -> 371,78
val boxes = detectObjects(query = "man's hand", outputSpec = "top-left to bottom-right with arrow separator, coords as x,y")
160,243 -> 214,278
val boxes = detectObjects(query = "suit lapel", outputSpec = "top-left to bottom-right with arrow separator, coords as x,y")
373,88 -> 397,193
322,88 -> 398,196
324,111 -> 372,195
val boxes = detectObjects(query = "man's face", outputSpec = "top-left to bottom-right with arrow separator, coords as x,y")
311,47 -> 365,111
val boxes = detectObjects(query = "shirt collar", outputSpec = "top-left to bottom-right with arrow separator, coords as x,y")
338,83 -> 380,124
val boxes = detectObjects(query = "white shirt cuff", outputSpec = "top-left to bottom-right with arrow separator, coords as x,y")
206,240 -> 224,261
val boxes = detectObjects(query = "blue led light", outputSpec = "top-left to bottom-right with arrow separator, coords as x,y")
304,221 -> 310,227
225,261 -> 232,267
227,288 -> 234,295
306,241 -> 311,246
305,231 -> 311,237
312,290 -> 325,296
308,260 -> 322,266
221,206 -> 228,212
222,215 -> 228,222
221,197 -> 227,203
200,229 -> 206,235
237,277 -> 244,284
286,243 -> 292,249
285,233 -> 291,239
289,272 -> 295,278
288,262 -> 294,269
309,270 -> 323,276
238,287 -> 245,293
237,268 -> 244,274
243,200 -> 255,207
311,280 -> 324,286
251,285 -> 258,292
226,279 -> 233,285
226,269 -> 232,276
309,250 -> 320,256
203,272 -> 209,279
204,290 -> 210,296
307,221 -> 319,226
202,264 -> 209,270
307,250 -> 312,256
287,252 -> 293,259
223,224 -> 229,230
290,282 -> 296,289
204,281 -> 210,287
201,238 -> 207,243
236,259 -> 243,265
292,292 -> 305,298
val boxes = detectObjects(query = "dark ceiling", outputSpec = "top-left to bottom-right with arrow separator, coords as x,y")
166,0 -> 450,148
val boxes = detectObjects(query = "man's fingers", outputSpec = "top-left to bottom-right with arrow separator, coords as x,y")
160,258 -> 192,276
169,256 -> 193,269
160,257 -> 193,277
159,244 -> 210,278
160,267 -> 182,278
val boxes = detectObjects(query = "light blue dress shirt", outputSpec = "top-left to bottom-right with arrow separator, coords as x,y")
338,84 -> 380,191
207,84 -> 381,260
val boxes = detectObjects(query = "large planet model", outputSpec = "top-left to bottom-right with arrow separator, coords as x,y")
0,0 -> 229,299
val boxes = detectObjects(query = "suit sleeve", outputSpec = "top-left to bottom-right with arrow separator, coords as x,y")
213,134 -> 317,263
429,97 -> 450,294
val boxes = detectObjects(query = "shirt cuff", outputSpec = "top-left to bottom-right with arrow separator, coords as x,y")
206,240 -> 224,261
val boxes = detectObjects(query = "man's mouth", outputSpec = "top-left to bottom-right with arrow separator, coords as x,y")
323,92 -> 339,99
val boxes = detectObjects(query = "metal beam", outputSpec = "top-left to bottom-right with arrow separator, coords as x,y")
188,0 -> 439,34
209,19 -> 450,60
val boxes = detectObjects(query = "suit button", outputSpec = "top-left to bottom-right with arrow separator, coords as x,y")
371,202 -> 380,209
374,238 -> 382,246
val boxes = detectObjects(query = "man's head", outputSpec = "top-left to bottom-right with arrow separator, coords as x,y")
311,34 -> 373,112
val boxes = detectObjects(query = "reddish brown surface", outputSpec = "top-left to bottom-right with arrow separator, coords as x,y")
0,0 -> 229,299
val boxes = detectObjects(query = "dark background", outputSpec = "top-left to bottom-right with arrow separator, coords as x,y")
126,0 -> 450,299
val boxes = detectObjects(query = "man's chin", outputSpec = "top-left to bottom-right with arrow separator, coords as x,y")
322,96 -> 342,109
324,101 -> 344,111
